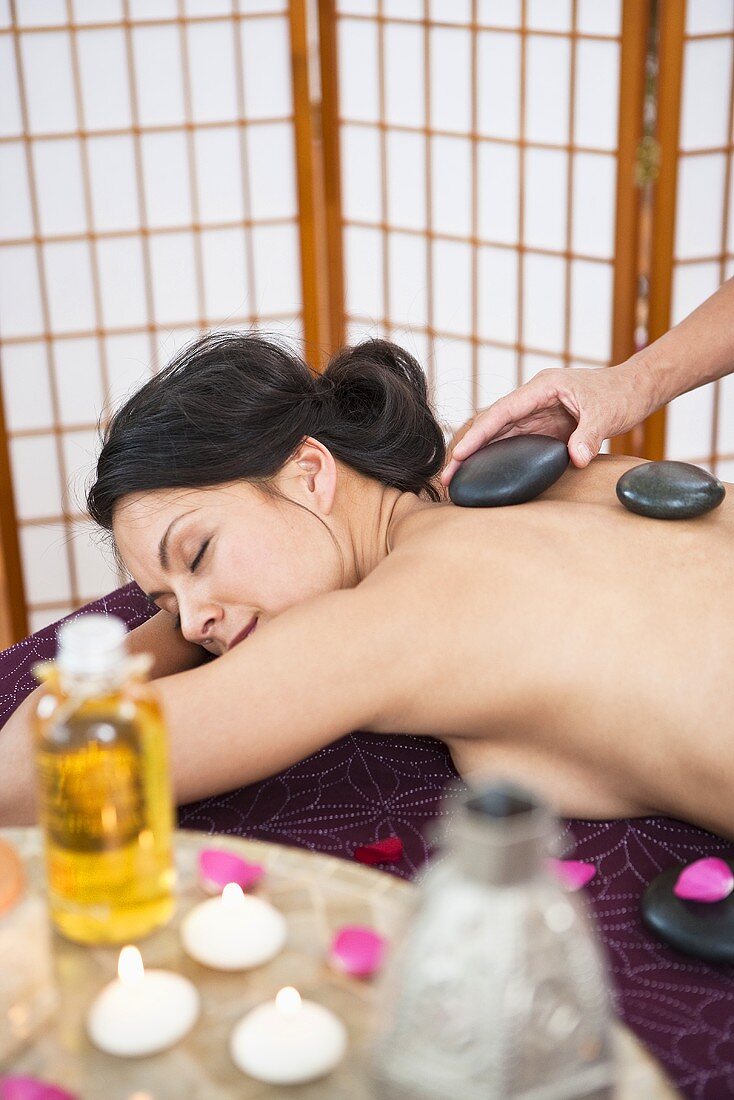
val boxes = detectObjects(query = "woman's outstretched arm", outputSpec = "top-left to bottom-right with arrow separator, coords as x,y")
0,588 -> 395,823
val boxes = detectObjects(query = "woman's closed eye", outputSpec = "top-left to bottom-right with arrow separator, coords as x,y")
189,537 -> 210,573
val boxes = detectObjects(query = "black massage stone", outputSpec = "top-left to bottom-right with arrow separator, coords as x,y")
449,435 -> 570,508
641,861 -> 734,963
616,460 -> 725,520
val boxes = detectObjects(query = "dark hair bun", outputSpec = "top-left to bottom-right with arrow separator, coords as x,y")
316,339 -> 445,501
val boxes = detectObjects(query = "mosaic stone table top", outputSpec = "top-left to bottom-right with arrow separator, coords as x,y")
2,828 -> 676,1099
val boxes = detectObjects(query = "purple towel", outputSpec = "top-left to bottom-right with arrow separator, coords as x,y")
1,583 -> 732,1097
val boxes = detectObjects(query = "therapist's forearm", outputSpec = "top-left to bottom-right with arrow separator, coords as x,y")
631,276 -> 734,409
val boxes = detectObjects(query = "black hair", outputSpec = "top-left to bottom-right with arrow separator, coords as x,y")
87,330 -> 446,531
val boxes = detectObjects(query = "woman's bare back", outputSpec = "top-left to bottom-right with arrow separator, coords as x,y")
366,456 -> 734,835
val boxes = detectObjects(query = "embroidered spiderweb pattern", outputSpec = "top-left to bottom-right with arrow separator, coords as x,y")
1,583 -> 732,1098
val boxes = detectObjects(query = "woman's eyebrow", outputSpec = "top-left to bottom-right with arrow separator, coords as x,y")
145,509 -> 199,600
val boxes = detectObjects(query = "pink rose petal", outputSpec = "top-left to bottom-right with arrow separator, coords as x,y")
0,1078 -> 78,1100
354,837 -> 403,866
198,848 -> 265,894
330,925 -> 387,978
673,857 -> 734,903
549,858 -> 596,891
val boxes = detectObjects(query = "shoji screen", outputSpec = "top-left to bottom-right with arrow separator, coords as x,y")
655,0 -> 734,479
0,0 -> 302,633
334,0 -> 626,436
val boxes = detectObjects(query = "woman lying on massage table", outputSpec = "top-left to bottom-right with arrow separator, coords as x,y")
1,332 -> 732,837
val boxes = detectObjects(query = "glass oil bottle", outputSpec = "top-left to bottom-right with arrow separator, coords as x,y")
33,614 -> 175,945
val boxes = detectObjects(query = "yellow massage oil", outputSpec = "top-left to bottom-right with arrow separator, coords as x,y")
33,614 -> 175,945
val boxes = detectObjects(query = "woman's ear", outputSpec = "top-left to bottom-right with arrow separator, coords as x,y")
283,437 -> 338,515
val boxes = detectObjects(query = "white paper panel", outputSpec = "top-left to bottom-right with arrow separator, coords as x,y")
128,0 -> 177,17
20,31 -> 77,134
385,22 -> 424,128
728,156 -> 734,255
525,35 -> 570,146
527,0 -> 571,32
387,131 -> 427,231
572,154 -> 616,258
680,39 -> 734,152
96,237 -> 149,328
666,383 -> 716,460
570,260 -> 612,361
0,245 -> 44,336
194,127 -> 245,224
338,18 -> 379,123
201,227 -> 250,320
342,125 -> 381,224
187,21 -> 238,124
477,31 -> 520,140
77,28 -> 132,131
150,232 -> 199,324
20,524 -> 72,604
240,17 -> 293,119
523,252 -> 565,353
0,37 -> 23,137
250,223 -> 300,315
0,343 -> 53,431
339,0 -> 378,13
521,353 -> 563,383
32,140 -> 87,236
477,345 -> 517,407
387,326 -> 428,374
432,239 -> 472,335
185,0 -> 232,13
0,143 -> 33,239
578,0 -> 620,36
431,136 -> 472,237
132,26 -> 185,127
388,231 -> 427,326
430,0 -> 471,24
44,241 -> 96,334
105,332 -> 152,411
430,27 -> 471,134
574,40 -> 619,151
142,131 -> 193,228
477,245 -> 518,344
247,123 -> 297,221
239,0 -> 288,11
15,0 -> 66,25
71,520 -> 122,601
433,337 -> 473,428
88,135 -> 140,232
477,0 -> 521,28
675,154 -> 726,259
717,374 -> 734,456
524,148 -> 568,252
73,0 -> 124,22
671,261 -> 721,325
11,435 -> 64,520
478,142 -> 519,245
345,225 -> 383,318
62,428 -> 100,514
54,338 -> 104,425
686,0 -> 734,35
717,458 -> 734,481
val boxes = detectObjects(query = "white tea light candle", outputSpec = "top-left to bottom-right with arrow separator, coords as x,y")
87,945 -> 200,1057
180,882 -> 286,970
230,986 -> 347,1085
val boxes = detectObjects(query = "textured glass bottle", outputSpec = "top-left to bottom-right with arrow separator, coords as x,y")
371,784 -> 616,1100
34,615 -> 175,945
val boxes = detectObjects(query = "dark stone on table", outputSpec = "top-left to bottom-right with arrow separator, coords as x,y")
641,860 -> 734,963
449,435 -> 570,508
616,460 -> 725,520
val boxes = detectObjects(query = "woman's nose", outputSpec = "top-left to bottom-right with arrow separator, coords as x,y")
179,602 -> 221,645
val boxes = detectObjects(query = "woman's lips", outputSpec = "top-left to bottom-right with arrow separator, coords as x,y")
228,617 -> 258,651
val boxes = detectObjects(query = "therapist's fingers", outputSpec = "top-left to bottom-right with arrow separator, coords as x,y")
567,416 -> 604,468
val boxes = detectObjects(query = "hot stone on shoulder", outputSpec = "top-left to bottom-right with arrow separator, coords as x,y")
616,460 -> 725,520
448,435 -> 570,508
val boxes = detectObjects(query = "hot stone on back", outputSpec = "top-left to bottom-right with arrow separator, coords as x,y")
370,781 -> 616,1099
449,436 -> 570,507
616,461 -> 725,519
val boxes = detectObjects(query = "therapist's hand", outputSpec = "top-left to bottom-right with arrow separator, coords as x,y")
441,361 -> 659,485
